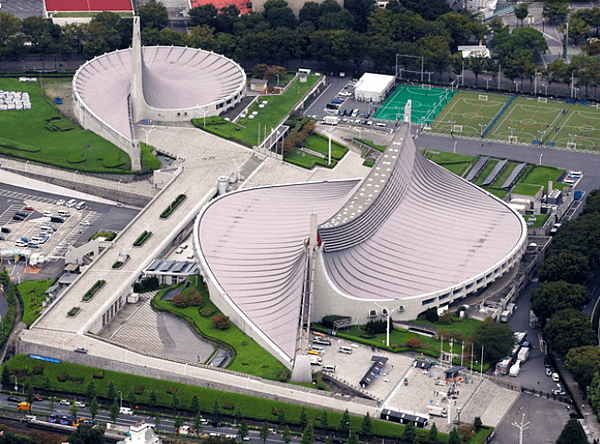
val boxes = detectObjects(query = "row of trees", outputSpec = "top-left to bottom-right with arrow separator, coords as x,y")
529,189 -> 600,396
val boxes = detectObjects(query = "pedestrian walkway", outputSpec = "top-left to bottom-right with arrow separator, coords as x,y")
109,295 -> 161,354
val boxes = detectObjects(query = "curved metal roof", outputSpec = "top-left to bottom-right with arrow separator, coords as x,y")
73,46 -> 245,140
198,180 -> 361,359
196,126 -> 526,361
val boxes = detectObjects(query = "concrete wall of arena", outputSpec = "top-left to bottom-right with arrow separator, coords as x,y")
72,83 -> 142,171
311,240 -> 528,326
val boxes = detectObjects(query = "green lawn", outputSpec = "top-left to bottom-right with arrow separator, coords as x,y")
194,75 -> 321,147
521,165 -> 564,191
356,139 -> 386,152
512,183 -> 543,196
284,149 -> 337,169
490,162 -> 516,188
304,134 -> 348,160
526,213 -> 550,228
473,159 -> 498,186
152,278 -> 287,381
0,78 -> 140,173
424,150 -> 478,177
17,279 -> 56,326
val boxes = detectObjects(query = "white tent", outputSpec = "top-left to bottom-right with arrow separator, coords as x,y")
354,73 -> 395,103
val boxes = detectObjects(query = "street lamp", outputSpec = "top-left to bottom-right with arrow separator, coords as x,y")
539,153 -> 543,165
373,302 -> 398,347
478,123 -> 486,137
117,390 -> 122,408
139,124 -> 156,145
25,161 -> 29,173
11,375 -> 17,392
453,140 -> 457,154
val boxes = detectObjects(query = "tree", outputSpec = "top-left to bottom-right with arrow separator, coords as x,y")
47,399 -> 55,415
67,424 -> 104,444
2,365 -> 11,386
277,407 -> 287,424
472,317 -> 514,364
70,404 -> 80,418
320,409 -> 329,430
538,252 -> 591,284
212,314 -> 232,330
300,422 -> 314,444
448,427 -> 461,444
360,412 -> 373,440
25,382 -> 35,406
402,422 -> 417,443
107,381 -> 116,402
127,389 -> 136,408
109,399 -> 120,423
531,281 -> 591,324
148,390 -> 157,407
263,0 -> 297,29
139,0 -> 169,30
347,432 -> 359,444
338,409 -> 350,435
282,426 -> 291,444
174,416 -> 184,430
427,422 -> 439,444
260,422 -> 270,444
299,407 -> 308,430
90,397 -> 98,421
543,2 -> 570,23
0,12 -> 21,54
473,417 -> 483,433
545,309 -> 597,355
191,395 -> 200,414
86,380 -> 96,399
189,4 -> 218,28
212,398 -> 221,417
171,392 -> 180,412
556,417 -> 588,444
238,420 -> 249,442
564,346 -> 600,389
514,3 -> 528,27
194,412 -> 203,434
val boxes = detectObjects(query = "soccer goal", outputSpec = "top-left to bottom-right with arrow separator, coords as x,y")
567,142 -> 577,149
421,84 -> 432,90
509,135 -> 518,144
538,97 -> 547,103
452,125 -> 463,133
479,94 -> 488,101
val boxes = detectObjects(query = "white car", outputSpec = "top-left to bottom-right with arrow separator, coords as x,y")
56,199 -> 65,206
74,401 -> 85,408
552,373 -> 560,382
120,407 -> 133,415
80,220 -> 91,226
60,399 -> 71,406
43,211 -> 52,217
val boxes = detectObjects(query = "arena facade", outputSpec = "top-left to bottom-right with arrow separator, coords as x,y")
72,17 -> 246,170
194,125 -> 528,368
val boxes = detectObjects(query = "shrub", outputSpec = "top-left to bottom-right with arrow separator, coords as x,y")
112,261 -> 123,269
67,307 -> 80,317
32,365 -> 44,375
212,314 -> 231,330
322,315 -> 348,329
67,152 -> 87,163
172,294 -> 189,308
172,289 -> 203,308
160,194 -> 186,218
439,311 -> 453,323
278,369 -> 291,382
92,371 -> 104,379
57,373 -> 69,383
222,403 -> 235,410
425,307 -> 439,323
133,231 -> 152,247
133,276 -> 159,293
166,387 -> 178,395
200,307 -> 215,317
363,160 -> 374,167
407,338 -> 422,348
365,319 -> 388,334
134,386 -> 145,396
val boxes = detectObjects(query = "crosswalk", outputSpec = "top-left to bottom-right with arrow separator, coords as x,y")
0,188 -> 57,205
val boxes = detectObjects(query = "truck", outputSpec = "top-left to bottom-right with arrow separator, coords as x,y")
310,356 -> 322,366
509,360 -> 521,377
17,402 -> 31,411
427,405 -> 447,418
495,358 -> 512,375
323,116 -> 339,125
517,347 -> 530,363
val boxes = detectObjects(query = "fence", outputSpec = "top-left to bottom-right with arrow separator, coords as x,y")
481,94 -> 516,138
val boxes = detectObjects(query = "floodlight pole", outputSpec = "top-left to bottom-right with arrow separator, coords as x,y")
453,141 -> 457,154
539,153 -> 543,165
512,414 -> 530,444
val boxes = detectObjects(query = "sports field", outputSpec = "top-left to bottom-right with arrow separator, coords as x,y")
430,92 -> 509,138
373,84 -> 452,124
490,97 -> 600,150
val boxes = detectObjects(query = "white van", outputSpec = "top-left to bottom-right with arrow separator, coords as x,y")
322,365 -> 337,373
66,199 -> 76,208
310,346 -> 325,354
75,201 -> 86,210
339,346 -> 353,354
376,122 -> 387,128
310,356 -> 322,366
40,226 -> 53,233
58,210 -> 71,217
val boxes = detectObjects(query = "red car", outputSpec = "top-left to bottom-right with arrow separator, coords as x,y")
24,206 -> 34,211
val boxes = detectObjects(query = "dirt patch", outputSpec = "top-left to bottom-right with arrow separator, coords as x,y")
41,77 -> 79,124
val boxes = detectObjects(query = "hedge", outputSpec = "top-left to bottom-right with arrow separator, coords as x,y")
82,280 -> 105,302
160,194 -> 186,219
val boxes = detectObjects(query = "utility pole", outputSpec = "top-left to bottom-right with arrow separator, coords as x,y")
512,414 -> 530,444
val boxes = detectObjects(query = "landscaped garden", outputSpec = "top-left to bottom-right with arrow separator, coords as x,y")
152,277 -> 288,381
17,279 -> 56,326
0,77 -> 160,173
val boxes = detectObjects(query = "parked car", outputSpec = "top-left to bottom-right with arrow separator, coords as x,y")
7,396 -> 21,403
545,368 -> 553,376
74,401 -> 85,408
120,407 -> 133,415
24,206 -> 34,211
210,421 -> 222,427
544,356 -> 551,367
48,414 -> 61,423
75,347 -> 88,354
56,199 -> 65,206
552,373 -> 560,382
60,399 -> 71,406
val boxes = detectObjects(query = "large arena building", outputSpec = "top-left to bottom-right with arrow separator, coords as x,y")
194,125 -> 528,369
72,17 -> 246,170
